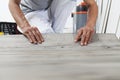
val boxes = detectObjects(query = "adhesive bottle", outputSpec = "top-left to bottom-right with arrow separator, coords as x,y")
73,1 -> 88,33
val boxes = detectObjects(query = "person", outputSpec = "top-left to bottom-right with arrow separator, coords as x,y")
9,0 -> 98,46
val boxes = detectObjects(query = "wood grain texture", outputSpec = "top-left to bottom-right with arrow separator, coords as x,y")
0,34 -> 120,80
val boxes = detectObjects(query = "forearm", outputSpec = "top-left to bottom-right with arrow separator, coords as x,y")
85,0 -> 98,28
9,0 -> 30,29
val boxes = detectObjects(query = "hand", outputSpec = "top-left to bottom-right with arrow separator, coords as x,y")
22,26 -> 44,44
75,26 -> 95,46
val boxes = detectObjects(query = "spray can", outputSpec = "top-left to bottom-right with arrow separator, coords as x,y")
73,2 -> 88,33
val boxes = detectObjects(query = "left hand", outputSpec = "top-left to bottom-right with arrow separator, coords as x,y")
74,26 -> 95,46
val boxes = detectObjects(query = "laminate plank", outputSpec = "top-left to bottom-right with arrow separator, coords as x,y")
0,34 -> 120,80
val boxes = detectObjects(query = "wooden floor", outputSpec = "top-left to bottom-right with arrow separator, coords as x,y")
0,34 -> 120,80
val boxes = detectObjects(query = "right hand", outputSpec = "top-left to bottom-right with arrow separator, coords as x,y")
22,26 -> 44,44
9,0 -> 44,44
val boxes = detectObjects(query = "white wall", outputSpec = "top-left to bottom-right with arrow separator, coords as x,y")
116,15 -> 120,39
96,0 -> 120,39
0,0 -> 15,22
106,0 -> 120,33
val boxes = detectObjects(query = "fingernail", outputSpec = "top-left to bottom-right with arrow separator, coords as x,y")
85,42 -> 87,45
34,41 -> 37,44
30,39 -> 32,42
81,43 -> 84,46
39,41 -> 42,44
30,41 -> 33,43
74,40 -> 77,42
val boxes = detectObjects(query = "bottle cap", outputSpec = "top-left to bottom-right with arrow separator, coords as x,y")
77,2 -> 88,12
79,2 -> 87,6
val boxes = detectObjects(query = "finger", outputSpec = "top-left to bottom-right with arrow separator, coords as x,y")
89,30 -> 94,43
24,32 -> 32,43
35,27 -> 44,42
32,27 -> 42,44
84,31 -> 91,45
28,31 -> 37,44
34,27 -> 44,42
81,30 -> 87,46
75,29 -> 83,42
